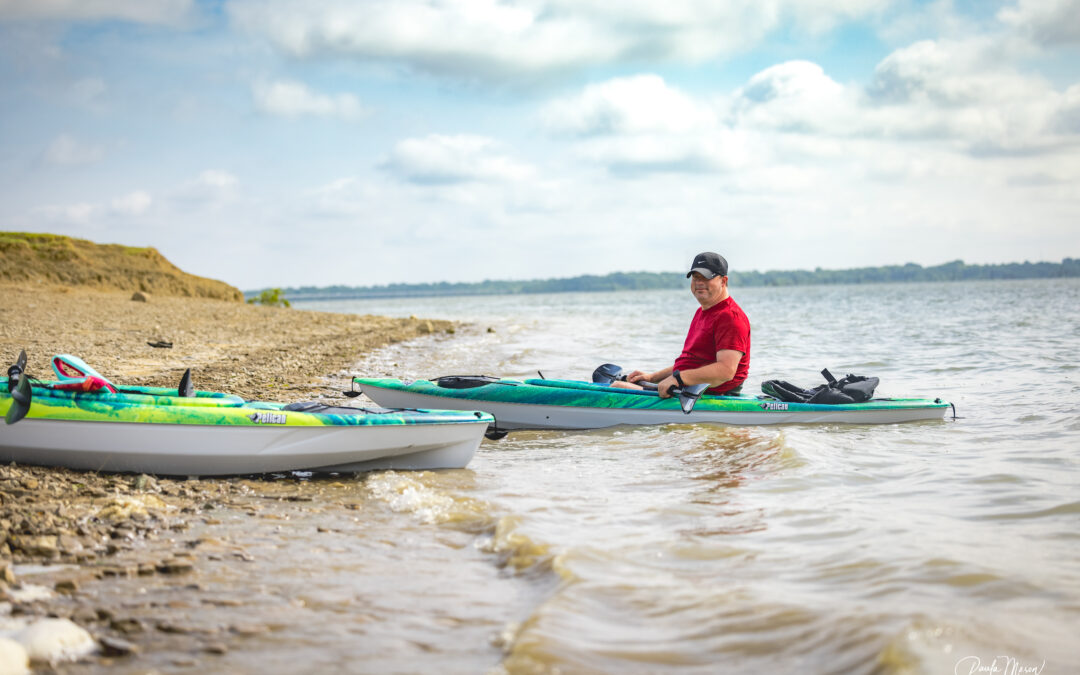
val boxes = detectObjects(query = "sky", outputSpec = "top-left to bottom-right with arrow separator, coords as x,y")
1,0 -> 1078,290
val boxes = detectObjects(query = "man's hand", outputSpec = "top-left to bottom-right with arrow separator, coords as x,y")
657,375 -> 679,398
625,370 -> 649,384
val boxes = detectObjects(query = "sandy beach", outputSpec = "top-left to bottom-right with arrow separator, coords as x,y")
0,282 -> 452,400
0,282 -> 455,669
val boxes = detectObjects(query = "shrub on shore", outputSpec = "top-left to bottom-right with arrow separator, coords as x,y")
246,287 -> 291,308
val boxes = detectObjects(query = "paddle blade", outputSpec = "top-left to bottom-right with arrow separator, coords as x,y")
677,383 -> 709,414
592,363 -> 625,384
5,374 -> 31,425
178,368 -> 194,397
484,427 -> 509,440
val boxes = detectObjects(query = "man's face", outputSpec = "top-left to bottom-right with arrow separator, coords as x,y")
690,272 -> 726,306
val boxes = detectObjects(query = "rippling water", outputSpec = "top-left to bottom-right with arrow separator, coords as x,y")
143,279 -> 1077,674
288,280 -> 1080,673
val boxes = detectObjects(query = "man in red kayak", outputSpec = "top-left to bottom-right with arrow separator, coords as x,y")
614,251 -> 750,398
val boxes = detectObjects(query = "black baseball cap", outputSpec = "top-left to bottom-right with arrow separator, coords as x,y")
686,252 -> 728,279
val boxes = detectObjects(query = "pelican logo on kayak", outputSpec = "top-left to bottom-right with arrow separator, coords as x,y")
760,402 -> 788,411
248,412 -> 287,425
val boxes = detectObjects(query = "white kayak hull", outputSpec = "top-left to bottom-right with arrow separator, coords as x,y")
0,417 -> 485,475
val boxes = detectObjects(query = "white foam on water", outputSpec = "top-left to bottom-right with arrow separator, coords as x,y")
364,471 -> 462,525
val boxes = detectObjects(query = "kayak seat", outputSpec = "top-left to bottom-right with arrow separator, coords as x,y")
433,375 -> 503,389
50,376 -> 117,394
282,401 -> 404,415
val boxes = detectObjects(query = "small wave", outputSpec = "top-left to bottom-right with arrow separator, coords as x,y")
877,616 -> 1072,674
498,579 -> 885,674
364,471 -> 493,532
476,516 -> 564,578
364,472 -> 562,579
969,499 -> 1080,521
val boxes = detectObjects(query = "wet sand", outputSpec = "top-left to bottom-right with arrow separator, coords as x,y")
0,283 -> 457,670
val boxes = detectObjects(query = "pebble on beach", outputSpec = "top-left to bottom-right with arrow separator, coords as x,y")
0,637 -> 29,675
10,618 -> 97,665
96,495 -> 168,523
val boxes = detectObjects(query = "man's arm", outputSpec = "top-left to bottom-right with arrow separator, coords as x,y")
681,350 -> 741,386
627,365 -> 674,384
656,350 -> 742,397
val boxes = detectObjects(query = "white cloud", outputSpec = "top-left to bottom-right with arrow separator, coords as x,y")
732,61 -> 852,133
0,0 -> 194,25
782,0 -> 893,35
253,79 -> 368,121
197,170 -> 237,189
228,0 -> 892,80
32,189 -> 151,224
861,38 -> 1075,153
866,39 -> 1044,107
302,176 -> 380,218
35,201 -> 99,224
171,170 -> 239,207
26,172 -> 235,233
110,190 -> 152,216
572,129 -> 757,175
383,134 -> 536,184
998,0 -> 1080,45
1055,84 -> 1080,133
540,74 -> 754,174
540,37 -> 1080,180
541,75 -> 716,136
43,134 -> 105,166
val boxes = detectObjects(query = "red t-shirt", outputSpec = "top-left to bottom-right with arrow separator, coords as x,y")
673,296 -> 750,394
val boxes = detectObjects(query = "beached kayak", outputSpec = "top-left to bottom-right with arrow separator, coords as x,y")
353,376 -> 952,432
0,376 -> 492,475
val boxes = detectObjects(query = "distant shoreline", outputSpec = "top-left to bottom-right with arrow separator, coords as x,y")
249,258 -> 1079,302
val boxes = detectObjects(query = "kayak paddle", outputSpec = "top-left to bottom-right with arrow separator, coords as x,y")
591,362 -> 708,413
5,350 -> 31,425
178,368 -> 194,397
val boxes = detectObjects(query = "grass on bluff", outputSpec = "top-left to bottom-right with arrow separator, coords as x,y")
0,232 -> 242,301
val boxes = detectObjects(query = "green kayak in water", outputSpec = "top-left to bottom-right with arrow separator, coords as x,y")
352,374 -> 952,436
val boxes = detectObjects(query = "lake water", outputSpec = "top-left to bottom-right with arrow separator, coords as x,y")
285,279 -> 1079,673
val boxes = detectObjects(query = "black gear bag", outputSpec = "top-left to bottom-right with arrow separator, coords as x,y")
761,368 -> 879,405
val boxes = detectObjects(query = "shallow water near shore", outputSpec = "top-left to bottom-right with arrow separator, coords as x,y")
44,279 -> 1080,673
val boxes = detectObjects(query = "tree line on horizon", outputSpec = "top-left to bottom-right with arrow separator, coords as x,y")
247,258 -> 1080,300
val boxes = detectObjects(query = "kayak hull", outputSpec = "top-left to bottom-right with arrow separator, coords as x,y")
0,418 -> 484,475
0,386 -> 491,475
354,377 -> 951,430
